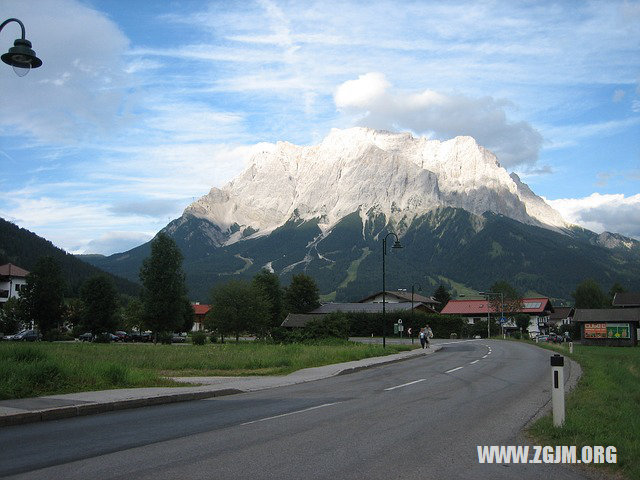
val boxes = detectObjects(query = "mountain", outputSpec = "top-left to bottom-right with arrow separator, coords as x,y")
85,128 -> 640,302
0,218 -> 140,297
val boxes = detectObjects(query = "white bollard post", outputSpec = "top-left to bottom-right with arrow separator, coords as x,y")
550,354 -> 565,427
569,342 -> 573,354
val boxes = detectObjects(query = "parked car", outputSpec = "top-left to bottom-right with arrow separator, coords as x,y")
171,333 -> 187,343
78,332 -> 94,342
547,333 -> 563,343
5,329 -> 42,341
535,334 -> 549,342
130,331 -> 152,342
114,331 -> 130,342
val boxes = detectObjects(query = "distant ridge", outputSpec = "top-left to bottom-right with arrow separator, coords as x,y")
0,218 -> 140,296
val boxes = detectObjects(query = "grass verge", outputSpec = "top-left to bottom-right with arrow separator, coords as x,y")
526,342 -> 639,480
0,341 -> 412,400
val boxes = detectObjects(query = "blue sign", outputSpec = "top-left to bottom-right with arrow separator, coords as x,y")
499,317 -> 508,324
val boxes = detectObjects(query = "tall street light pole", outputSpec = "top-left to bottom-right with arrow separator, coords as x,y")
1,18 -> 43,76
382,232 -> 402,348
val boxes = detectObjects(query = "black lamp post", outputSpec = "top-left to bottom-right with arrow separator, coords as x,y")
382,232 -> 402,348
1,18 -> 42,76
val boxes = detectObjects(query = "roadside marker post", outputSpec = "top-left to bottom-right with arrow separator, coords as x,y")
569,341 -> 573,354
550,354 -> 565,427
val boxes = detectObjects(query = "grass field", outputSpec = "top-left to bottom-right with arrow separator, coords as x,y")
527,342 -> 639,480
0,341 -> 412,400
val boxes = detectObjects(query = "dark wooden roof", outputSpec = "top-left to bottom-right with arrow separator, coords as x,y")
612,292 -> 640,307
311,302 -> 433,314
357,291 -> 439,305
573,308 -> 640,323
281,314 -> 319,328
549,307 -> 575,321
0,263 -> 29,278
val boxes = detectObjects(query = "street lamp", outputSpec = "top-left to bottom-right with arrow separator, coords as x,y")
479,291 -> 503,339
382,232 -> 402,348
1,18 -> 43,76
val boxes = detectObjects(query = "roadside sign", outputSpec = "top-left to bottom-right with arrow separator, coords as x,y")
407,327 -> 412,335
398,319 -> 402,324
398,325 -> 404,332
499,317 -> 507,324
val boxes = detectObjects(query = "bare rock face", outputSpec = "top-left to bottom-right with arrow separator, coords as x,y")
183,127 -> 567,245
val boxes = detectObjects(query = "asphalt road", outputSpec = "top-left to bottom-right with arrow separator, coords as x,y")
1,340 -> 591,480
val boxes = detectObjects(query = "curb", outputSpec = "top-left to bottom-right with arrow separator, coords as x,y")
0,389 -> 242,427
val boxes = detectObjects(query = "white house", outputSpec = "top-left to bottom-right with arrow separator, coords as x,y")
0,263 -> 29,305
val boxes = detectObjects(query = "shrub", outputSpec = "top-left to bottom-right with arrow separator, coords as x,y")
157,332 -> 173,345
192,331 -> 207,345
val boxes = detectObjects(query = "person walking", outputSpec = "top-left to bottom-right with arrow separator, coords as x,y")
425,325 -> 433,348
419,328 -> 426,349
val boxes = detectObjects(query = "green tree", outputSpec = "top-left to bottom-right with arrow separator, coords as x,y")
139,233 -> 189,339
0,297 -> 24,335
572,279 -> 609,309
489,280 -> 523,319
283,274 -> 320,314
21,256 -> 66,340
514,314 -> 531,338
206,279 -> 269,341
122,297 -> 143,332
609,282 -> 626,305
252,269 -> 283,331
432,285 -> 451,312
181,297 -> 195,332
80,275 -> 119,335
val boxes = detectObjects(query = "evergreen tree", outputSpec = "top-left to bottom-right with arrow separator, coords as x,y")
572,279 -> 609,309
80,275 -> 119,335
489,280 -> 523,319
139,234 -> 189,339
283,274 -> 320,314
207,279 -> 269,341
609,282 -> 626,305
0,297 -> 24,335
181,297 -> 195,332
432,285 -> 451,312
21,256 -> 66,339
252,269 -> 283,331
122,297 -> 143,332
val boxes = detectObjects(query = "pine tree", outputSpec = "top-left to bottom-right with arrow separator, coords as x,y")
139,234 -> 189,339
432,285 -> 451,312
252,269 -> 283,332
80,275 -> 119,335
21,256 -> 66,339
283,274 -> 320,314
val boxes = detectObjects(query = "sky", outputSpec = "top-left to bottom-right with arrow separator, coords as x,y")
0,0 -> 639,255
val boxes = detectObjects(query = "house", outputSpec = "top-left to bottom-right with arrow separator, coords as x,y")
612,292 -> 640,308
440,297 -> 554,337
0,263 -> 29,305
357,290 -> 439,312
191,303 -> 211,331
573,308 -> 639,347
548,306 -> 575,328
280,302 -> 431,328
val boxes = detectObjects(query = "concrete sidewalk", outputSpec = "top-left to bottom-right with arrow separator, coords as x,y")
0,345 -> 441,427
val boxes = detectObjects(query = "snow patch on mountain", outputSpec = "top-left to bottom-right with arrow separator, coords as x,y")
184,127 -> 567,245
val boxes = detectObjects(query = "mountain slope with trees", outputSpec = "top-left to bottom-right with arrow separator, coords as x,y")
0,218 -> 139,296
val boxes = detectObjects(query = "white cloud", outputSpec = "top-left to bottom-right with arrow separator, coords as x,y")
613,89 -> 626,102
547,193 -> 640,239
334,72 -> 543,168
84,231 -> 154,256
0,0 -> 134,144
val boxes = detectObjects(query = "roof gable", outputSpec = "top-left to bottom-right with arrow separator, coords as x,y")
440,297 -> 553,315
0,263 -> 29,278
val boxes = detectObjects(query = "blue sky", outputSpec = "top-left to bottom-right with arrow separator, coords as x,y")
1,0 -> 639,254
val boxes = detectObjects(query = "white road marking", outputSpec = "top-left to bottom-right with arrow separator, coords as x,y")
469,360 -> 479,364
482,355 -> 488,358
445,366 -> 464,373
384,379 -> 426,391
240,402 -> 342,426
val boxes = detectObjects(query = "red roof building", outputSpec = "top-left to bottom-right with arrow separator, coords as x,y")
0,263 -> 29,304
440,297 -> 554,337
192,303 -> 211,331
